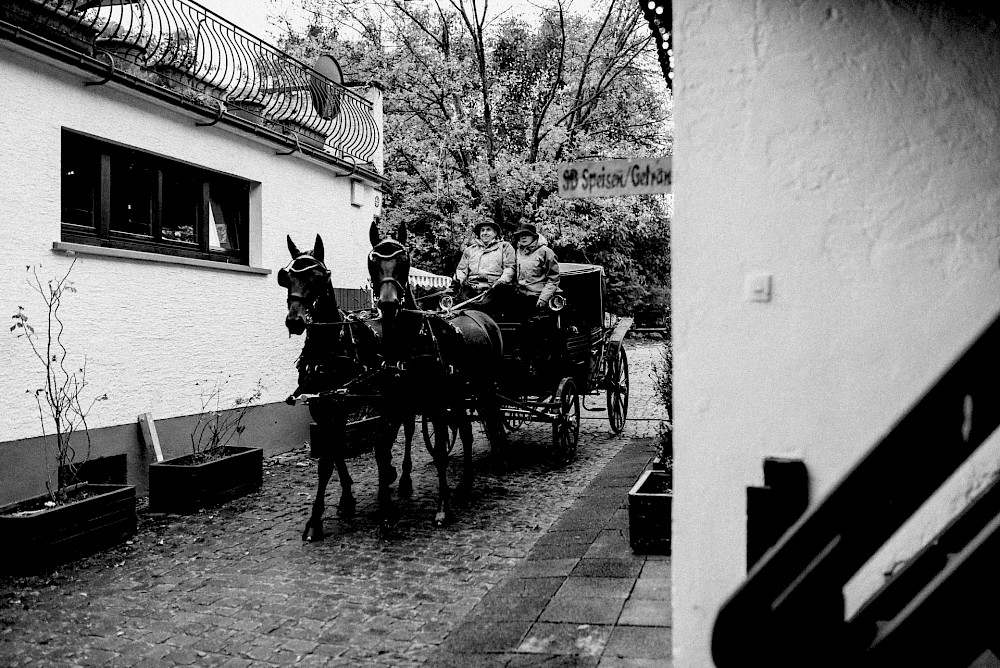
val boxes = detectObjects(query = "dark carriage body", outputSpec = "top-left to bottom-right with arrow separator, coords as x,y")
497,263 -> 627,396
487,262 -> 633,453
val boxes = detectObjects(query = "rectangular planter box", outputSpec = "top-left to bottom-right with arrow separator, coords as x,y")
148,446 -> 263,514
0,484 -> 137,574
629,469 -> 672,555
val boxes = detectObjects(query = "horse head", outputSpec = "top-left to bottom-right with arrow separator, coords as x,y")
368,220 -> 411,320
279,234 -> 334,336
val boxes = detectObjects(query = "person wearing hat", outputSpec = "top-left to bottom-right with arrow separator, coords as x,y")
451,220 -> 515,318
511,221 -> 560,316
510,221 -> 561,370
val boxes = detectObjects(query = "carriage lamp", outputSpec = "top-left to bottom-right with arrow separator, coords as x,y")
548,294 -> 567,312
439,294 -> 455,311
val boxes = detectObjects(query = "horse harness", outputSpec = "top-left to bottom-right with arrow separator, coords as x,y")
368,239 -> 409,303
282,252 -> 381,392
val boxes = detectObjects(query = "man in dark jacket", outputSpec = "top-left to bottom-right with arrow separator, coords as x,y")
511,222 -> 561,371
512,222 -> 560,318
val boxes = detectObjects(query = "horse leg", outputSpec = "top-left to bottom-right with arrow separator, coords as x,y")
483,390 -> 509,472
303,455 -> 334,541
334,456 -> 355,518
399,415 -> 414,498
431,413 -> 453,527
457,414 -> 475,496
374,418 -> 401,532
303,412 -> 352,541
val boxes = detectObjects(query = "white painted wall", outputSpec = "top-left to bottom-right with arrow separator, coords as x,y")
673,2 -> 1000,665
0,47 -> 381,442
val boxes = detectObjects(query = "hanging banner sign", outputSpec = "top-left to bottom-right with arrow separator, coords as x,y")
557,156 -> 672,199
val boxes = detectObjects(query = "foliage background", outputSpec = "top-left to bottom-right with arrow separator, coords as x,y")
273,0 -> 672,320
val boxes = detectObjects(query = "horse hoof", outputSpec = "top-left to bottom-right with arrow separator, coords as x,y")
399,477 -> 413,498
302,524 -> 325,542
378,514 -> 399,538
433,509 -> 450,527
338,499 -> 356,518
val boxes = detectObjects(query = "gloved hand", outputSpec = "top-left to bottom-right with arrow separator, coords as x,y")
535,299 -> 546,310
450,278 -> 463,294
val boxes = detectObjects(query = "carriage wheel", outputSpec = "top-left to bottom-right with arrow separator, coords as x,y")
606,346 -> 630,434
552,377 -> 580,459
503,396 -> 527,431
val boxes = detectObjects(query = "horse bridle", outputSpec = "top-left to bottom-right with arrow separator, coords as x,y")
369,240 -> 409,302
278,254 -> 330,307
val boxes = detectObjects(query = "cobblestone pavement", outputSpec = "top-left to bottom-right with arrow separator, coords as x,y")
0,340 -> 669,668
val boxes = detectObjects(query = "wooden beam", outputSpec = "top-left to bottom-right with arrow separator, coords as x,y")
138,412 -> 164,463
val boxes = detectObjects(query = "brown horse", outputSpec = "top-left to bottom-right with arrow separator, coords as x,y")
368,221 -> 508,526
280,233 -> 401,539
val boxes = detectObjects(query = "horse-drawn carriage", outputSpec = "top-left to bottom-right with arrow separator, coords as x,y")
280,226 -> 632,536
422,262 -> 633,461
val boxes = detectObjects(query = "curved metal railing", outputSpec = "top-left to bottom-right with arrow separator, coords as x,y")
6,0 -> 380,165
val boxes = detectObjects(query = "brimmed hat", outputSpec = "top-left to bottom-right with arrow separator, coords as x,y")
512,222 -> 538,240
473,221 -> 499,236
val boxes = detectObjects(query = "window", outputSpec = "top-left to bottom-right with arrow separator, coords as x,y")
61,130 -> 252,265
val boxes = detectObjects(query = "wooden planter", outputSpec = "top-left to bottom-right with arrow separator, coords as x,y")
628,469 -> 672,554
148,446 -> 263,514
0,484 -> 137,574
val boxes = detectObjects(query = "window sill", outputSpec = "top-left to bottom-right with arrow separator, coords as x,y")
52,242 -> 271,275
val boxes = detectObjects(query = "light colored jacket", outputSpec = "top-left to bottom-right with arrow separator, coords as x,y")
515,236 -> 560,303
455,239 -> 515,287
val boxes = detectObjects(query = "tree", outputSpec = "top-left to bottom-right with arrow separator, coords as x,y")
274,0 -> 672,315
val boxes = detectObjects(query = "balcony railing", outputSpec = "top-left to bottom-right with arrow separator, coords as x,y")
2,0 -> 381,168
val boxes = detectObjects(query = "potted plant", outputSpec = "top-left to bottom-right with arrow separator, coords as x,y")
629,463 -> 672,555
628,337 -> 672,554
2,261 -> 136,574
148,376 -> 264,514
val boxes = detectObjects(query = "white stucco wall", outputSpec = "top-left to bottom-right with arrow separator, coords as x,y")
673,2 -> 1000,665
0,47 -> 381,442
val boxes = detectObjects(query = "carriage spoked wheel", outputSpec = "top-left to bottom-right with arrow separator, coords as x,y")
552,377 -> 580,460
503,396 -> 527,431
606,346 -> 630,434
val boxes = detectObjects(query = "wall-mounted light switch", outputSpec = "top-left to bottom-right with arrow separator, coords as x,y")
744,273 -> 772,302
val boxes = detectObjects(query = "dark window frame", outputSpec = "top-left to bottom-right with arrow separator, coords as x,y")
61,129 -> 253,265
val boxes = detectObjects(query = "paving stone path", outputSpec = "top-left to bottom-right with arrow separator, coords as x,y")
0,340 -> 669,668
